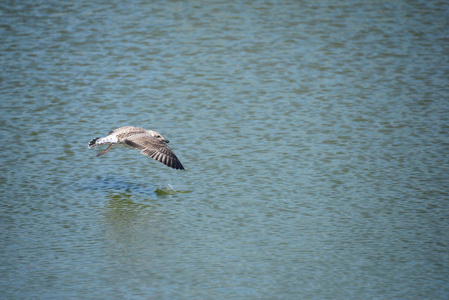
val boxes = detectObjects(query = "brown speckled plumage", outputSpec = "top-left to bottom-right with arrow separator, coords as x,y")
88,126 -> 185,170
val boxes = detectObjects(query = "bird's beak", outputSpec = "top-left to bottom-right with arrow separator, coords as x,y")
164,139 -> 169,143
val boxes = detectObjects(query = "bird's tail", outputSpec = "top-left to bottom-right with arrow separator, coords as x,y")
88,135 -> 118,149
88,137 -> 101,148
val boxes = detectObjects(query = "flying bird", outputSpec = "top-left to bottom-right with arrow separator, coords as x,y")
88,126 -> 185,170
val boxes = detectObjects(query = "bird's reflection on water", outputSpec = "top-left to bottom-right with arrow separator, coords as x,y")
88,175 -> 190,197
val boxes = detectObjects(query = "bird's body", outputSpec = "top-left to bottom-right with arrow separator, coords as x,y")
88,126 -> 185,170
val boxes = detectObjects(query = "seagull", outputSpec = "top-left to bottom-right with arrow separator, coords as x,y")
88,126 -> 185,170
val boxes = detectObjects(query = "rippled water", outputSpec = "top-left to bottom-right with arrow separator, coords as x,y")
1,0 -> 449,298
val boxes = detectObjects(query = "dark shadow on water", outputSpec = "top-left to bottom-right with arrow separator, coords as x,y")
155,184 -> 192,196
79,174 -> 191,197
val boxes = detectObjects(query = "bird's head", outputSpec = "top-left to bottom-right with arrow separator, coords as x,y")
149,130 -> 169,143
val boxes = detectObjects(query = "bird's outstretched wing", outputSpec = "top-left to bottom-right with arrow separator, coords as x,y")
124,134 -> 185,170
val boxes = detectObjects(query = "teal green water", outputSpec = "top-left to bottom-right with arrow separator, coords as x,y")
1,0 -> 448,298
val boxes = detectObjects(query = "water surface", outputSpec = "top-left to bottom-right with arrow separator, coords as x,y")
1,0 -> 448,299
